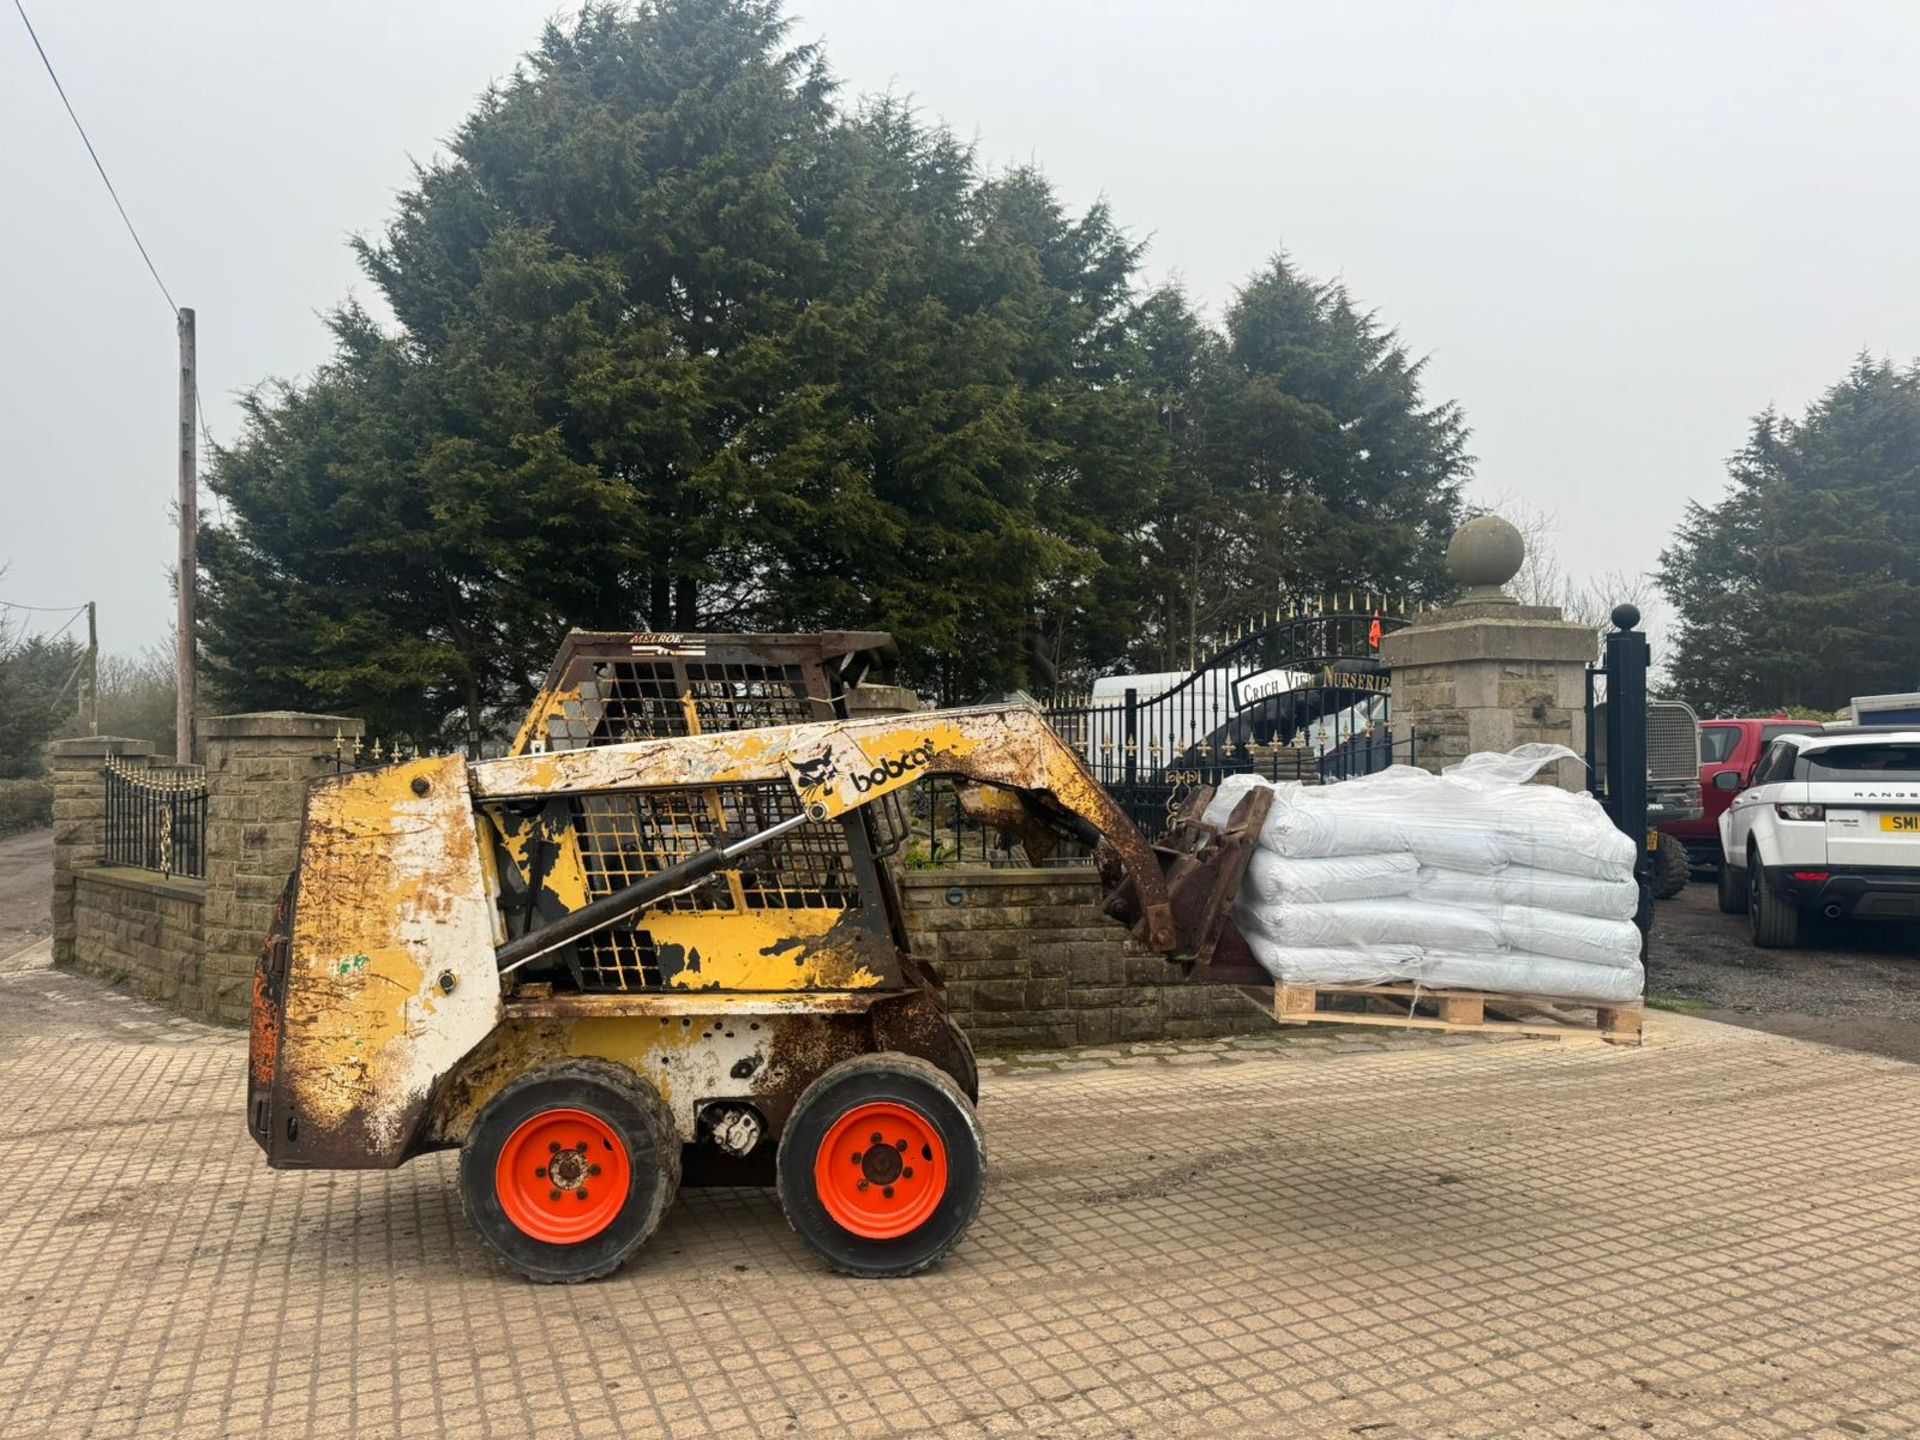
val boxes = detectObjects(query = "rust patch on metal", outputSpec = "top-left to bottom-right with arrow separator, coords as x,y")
271,755 -> 501,1167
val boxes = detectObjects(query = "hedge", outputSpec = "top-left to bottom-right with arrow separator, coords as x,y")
0,779 -> 53,835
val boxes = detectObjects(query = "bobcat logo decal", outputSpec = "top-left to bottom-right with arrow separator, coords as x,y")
790,749 -> 841,791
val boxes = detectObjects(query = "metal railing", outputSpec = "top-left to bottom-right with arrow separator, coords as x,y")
892,778 -> 1092,871
102,759 -> 209,880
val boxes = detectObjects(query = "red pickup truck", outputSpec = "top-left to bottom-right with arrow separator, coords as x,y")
1659,716 -> 1825,872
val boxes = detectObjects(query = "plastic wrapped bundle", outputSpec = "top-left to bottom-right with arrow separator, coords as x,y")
1239,850 -> 1419,906
1411,864 -> 1639,921
1236,897 -> 1503,953
1239,931 -> 1647,1006
1495,906 -> 1642,970
1225,744 -> 1645,1006
1252,764 -> 1635,879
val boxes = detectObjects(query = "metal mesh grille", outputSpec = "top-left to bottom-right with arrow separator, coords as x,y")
549,659 -> 818,750
578,661 -> 689,745
572,929 -> 663,993
684,661 -> 817,731
569,783 -> 857,991
1646,705 -> 1701,784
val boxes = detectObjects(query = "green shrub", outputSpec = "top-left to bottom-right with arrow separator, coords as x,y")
0,779 -> 53,834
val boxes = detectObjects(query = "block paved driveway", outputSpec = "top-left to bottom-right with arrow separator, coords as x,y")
2,944 -> 1916,1440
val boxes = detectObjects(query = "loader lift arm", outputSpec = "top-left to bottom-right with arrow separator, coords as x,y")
472,702 -> 1180,956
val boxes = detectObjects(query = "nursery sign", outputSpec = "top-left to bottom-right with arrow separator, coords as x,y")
1231,668 -> 1298,711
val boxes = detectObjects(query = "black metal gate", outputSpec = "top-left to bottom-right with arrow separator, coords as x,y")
1044,598 -> 1416,838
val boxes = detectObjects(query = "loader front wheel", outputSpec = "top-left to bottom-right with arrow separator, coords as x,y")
459,1058 -> 680,1284
777,1053 -> 985,1278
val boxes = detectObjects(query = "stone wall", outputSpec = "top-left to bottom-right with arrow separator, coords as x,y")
47,736 -> 154,968
898,867 -> 1273,1052
72,869 -> 207,1011
49,712 -> 362,1026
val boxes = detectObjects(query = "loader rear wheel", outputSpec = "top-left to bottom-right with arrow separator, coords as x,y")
777,1053 -> 984,1278
459,1058 -> 680,1284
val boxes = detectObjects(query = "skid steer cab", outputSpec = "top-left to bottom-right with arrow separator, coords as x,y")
246,631 -> 1266,1281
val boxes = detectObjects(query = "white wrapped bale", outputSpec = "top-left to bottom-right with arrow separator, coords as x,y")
1225,744 -> 1645,1007
1236,897 -> 1504,953
1239,850 -> 1419,905
1411,864 -> 1639,921
1240,932 -> 1647,1006
1250,758 -> 1636,880
1495,906 -> 1642,969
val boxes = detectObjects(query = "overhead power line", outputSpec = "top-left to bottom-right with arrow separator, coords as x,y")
10,0 -> 226,470
0,599 -> 89,614
11,0 -> 177,316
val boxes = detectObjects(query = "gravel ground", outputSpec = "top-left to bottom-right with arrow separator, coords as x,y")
1648,877 -> 1920,1063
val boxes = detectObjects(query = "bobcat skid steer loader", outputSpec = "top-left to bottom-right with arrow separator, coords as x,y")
247,632 -> 1267,1281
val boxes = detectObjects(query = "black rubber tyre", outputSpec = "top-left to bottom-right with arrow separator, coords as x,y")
777,1052 -> 985,1279
1649,832 -> 1690,899
1717,854 -> 1748,914
1747,846 -> 1800,949
459,1058 -> 680,1284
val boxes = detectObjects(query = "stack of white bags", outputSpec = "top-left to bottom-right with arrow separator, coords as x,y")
1214,745 -> 1644,1005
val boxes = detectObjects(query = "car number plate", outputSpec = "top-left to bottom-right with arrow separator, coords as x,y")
1882,814 -> 1920,834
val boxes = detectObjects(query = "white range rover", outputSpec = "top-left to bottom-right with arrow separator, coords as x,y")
1717,727 -> 1920,947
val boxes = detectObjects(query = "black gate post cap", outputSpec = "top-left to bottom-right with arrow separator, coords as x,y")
1610,603 -> 1642,632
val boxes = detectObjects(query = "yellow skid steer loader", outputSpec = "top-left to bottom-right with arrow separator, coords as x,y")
248,632 -> 1267,1280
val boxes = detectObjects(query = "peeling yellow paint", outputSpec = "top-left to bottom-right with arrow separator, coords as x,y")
281,755 -> 501,1153
633,908 -> 883,991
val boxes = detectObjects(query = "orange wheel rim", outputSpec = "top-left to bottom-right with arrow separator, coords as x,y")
814,1100 -> 948,1240
495,1107 -> 631,1244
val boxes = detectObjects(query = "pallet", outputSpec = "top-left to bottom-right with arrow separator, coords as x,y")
1273,982 -> 1643,1046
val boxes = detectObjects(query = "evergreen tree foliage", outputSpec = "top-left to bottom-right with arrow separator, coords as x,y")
202,0 -> 1469,735
0,633 -> 84,779
1123,264 -> 1469,671
1659,355 -> 1920,714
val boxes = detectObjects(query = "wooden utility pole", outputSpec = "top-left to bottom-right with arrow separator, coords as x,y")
176,307 -> 197,765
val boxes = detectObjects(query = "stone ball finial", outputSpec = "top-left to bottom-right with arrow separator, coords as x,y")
1610,603 -> 1641,632
1445,514 -> 1524,602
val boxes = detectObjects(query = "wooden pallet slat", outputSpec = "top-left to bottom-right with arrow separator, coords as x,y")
1273,982 -> 1642,1045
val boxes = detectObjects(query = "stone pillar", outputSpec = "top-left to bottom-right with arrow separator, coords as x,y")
1383,516 -> 1597,792
200,712 -> 363,1024
45,736 -> 155,966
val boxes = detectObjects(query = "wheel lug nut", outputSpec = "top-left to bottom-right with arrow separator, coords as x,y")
895,1139 -> 908,1152
850,1150 -> 863,1165
549,1142 -> 561,1154
534,1167 -> 546,1179
549,1189 -> 561,1202
870,1132 -> 882,1145
882,1186 -> 894,1199
577,1141 -> 589,1153
857,1180 -> 869,1191
589,1164 -> 601,1176
577,1189 -> 589,1201
903,1167 -> 914,1179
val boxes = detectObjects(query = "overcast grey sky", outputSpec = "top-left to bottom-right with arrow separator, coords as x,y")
4,0 -> 1917,657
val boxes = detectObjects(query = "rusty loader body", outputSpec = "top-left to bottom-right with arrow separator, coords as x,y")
248,632 -> 1264,1280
